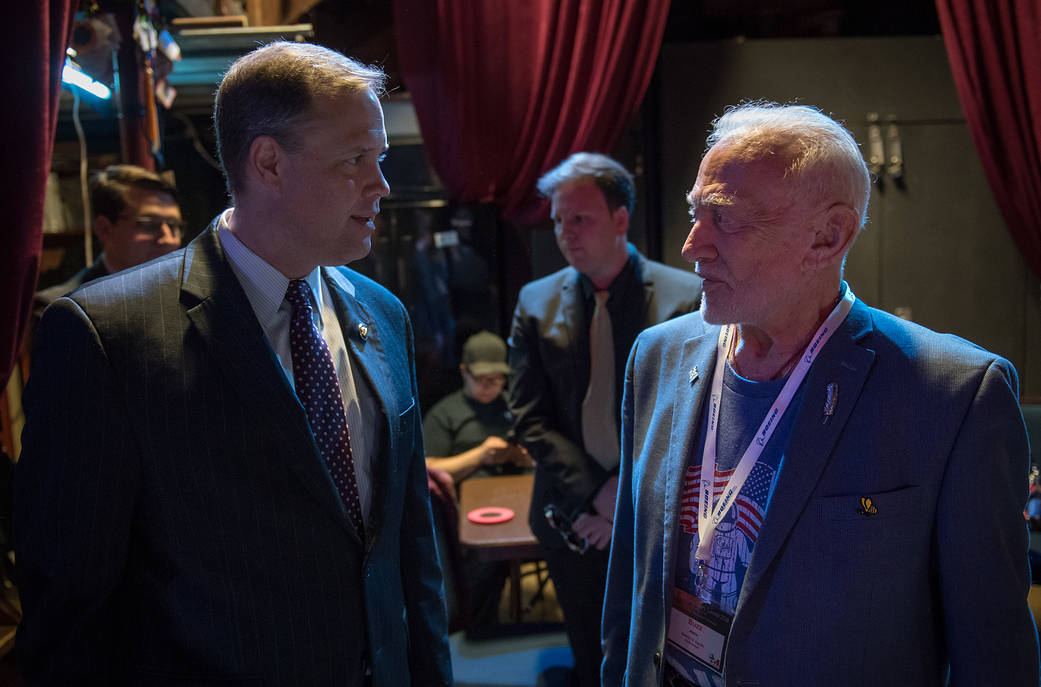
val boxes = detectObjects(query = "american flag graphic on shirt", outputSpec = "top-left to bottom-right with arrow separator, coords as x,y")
679,462 -> 774,541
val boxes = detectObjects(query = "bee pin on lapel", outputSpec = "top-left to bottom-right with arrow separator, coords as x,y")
357,323 -> 369,341
689,366 -> 699,385
857,496 -> 878,516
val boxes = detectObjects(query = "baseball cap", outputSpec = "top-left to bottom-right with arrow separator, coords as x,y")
462,331 -> 510,376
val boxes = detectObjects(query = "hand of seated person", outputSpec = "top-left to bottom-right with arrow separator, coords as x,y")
572,513 -> 613,550
479,436 -> 517,466
503,443 -> 534,469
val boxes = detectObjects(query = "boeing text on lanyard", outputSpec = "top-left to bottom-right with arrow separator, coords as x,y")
673,287 -> 855,678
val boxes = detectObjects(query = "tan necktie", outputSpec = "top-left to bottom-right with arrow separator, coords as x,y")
581,290 -> 620,470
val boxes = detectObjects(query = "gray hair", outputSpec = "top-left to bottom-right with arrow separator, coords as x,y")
214,41 -> 387,199
707,103 -> 871,228
536,152 -> 636,213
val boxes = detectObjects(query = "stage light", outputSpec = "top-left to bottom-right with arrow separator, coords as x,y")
62,57 -> 111,100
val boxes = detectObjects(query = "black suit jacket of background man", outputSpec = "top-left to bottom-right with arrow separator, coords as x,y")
508,246 -> 702,545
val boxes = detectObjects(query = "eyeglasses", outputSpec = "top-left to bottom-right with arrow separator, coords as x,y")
543,504 -> 588,554
135,215 -> 184,237
464,369 -> 506,386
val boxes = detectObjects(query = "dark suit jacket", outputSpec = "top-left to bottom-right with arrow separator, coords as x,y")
32,255 -> 110,323
507,247 -> 701,545
603,298 -> 1040,686
14,224 -> 452,686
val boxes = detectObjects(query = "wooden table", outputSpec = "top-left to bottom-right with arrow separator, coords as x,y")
457,473 -> 542,622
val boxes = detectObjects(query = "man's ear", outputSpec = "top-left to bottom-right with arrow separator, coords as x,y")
245,135 -> 284,191
611,205 -> 630,236
93,215 -> 114,245
805,203 -> 859,270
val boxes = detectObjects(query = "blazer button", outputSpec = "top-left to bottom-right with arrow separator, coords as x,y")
653,651 -> 661,667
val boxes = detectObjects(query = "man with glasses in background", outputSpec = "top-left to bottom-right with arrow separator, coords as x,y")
33,164 -> 183,321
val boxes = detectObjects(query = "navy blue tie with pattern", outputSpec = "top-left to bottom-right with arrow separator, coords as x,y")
286,279 -> 364,534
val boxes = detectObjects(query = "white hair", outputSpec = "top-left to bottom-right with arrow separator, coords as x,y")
707,102 -> 871,228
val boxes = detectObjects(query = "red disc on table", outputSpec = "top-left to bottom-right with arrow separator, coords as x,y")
467,506 -> 515,524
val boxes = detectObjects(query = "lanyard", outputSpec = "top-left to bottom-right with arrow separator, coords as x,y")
694,287 -> 855,573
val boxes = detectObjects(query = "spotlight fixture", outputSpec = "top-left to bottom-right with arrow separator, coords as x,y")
61,56 -> 112,100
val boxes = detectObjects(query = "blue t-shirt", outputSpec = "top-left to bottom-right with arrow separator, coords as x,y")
665,362 -> 806,686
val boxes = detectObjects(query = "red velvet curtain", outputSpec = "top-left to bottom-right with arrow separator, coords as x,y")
1,2 -> 77,385
394,0 -> 671,224
936,0 -> 1041,280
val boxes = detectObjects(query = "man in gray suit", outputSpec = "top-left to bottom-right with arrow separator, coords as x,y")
602,103 -> 1039,686
16,42 -> 451,686
509,153 -> 701,687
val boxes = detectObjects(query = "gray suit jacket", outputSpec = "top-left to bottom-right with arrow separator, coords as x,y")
603,297 -> 1039,686
15,224 -> 452,686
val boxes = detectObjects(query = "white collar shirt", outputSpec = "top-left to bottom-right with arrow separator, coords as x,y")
216,209 -> 375,522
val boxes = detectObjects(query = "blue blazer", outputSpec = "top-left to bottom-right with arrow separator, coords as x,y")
603,298 -> 1039,686
15,223 -> 452,686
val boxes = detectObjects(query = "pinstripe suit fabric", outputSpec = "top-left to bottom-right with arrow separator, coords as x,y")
15,223 -> 452,686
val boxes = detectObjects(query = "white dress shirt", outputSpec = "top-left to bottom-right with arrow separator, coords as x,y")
216,209 -> 376,522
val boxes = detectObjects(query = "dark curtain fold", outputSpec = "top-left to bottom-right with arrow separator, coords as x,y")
936,0 -> 1041,280
394,0 -> 671,224
1,3 -> 77,385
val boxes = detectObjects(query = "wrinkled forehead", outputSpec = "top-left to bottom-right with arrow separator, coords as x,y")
688,143 -> 791,207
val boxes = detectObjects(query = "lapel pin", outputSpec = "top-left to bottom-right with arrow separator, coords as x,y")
689,366 -> 699,385
821,382 -> 838,424
357,323 -> 369,341
857,496 -> 878,516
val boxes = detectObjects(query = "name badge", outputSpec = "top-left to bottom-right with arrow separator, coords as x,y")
666,586 -> 732,676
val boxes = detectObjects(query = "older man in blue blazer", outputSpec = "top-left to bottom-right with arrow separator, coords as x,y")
16,42 -> 451,686
602,103 -> 1039,686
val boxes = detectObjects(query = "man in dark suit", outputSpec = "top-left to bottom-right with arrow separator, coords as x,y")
508,152 -> 701,687
33,164 -> 182,320
15,41 -> 452,686
602,103 -> 1039,686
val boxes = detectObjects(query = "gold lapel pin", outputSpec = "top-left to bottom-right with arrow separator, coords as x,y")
357,323 -> 369,341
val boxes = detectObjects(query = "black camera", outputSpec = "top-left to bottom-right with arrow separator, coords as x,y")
543,504 -> 589,554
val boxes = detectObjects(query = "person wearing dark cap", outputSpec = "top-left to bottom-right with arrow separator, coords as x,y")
424,331 -> 532,630
425,330 -> 532,483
